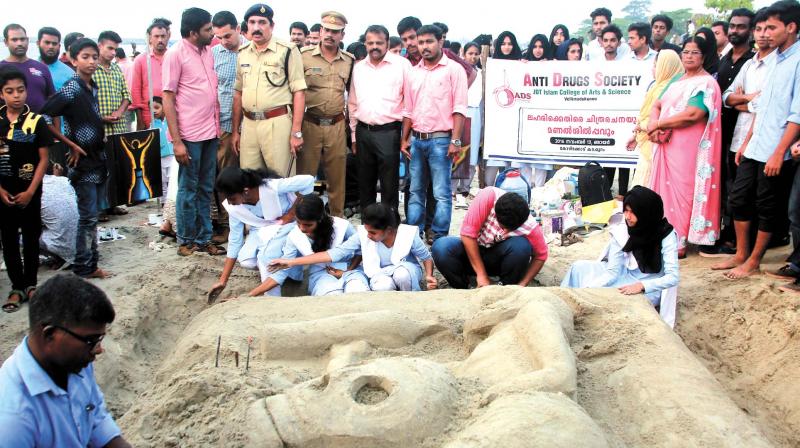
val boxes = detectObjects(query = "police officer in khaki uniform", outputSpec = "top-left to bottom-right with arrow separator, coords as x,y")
298,11 -> 353,217
232,4 -> 306,174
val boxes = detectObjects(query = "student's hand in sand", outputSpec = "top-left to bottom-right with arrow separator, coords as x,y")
618,282 -> 644,295
208,281 -> 227,304
476,274 -> 491,288
426,275 -> 438,290
268,258 -> 293,272
67,144 -> 87,168
173,141 -> 191,165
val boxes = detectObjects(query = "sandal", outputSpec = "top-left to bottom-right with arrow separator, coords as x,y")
199,244 -> 227,256
159,229 -> 177,239
2,290 -> 26,313
24,286 -> 36,301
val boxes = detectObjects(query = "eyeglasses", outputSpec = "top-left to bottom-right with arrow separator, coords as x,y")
51,325 -> 105,349
682,50 -> 703,56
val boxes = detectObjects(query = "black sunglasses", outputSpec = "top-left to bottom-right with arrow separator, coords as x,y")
51,325 -> 105,349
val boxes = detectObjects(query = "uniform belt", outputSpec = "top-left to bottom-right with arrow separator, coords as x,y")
357,121 -> 401,131
304,113 -> 345,126
243,105 -> 289,121
412,130 -> 451,140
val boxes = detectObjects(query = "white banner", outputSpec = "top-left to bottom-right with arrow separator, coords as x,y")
484,59 -> 654,168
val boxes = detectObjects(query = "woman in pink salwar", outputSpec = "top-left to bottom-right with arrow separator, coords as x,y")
647,36 -> 722,257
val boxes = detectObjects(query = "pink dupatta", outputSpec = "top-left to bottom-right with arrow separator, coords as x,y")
649,74 -> 722,248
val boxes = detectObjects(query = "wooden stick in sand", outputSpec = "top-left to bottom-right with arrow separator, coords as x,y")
246,336 -> 253,372
215,335 -> 221,367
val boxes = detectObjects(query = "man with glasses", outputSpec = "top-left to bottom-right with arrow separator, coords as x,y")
0,274 -> 132,447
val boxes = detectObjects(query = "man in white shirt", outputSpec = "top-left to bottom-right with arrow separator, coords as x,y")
585,7 -> 629,60
713,20 -> 734,58
627,22 -> 658,62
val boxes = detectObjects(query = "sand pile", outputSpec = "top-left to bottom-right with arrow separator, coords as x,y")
0,201 -> 798,447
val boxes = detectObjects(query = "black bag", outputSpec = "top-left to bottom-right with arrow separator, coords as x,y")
578,162 -> 612,207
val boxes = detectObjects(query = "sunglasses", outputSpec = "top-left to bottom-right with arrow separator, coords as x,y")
51,325 -> 105,349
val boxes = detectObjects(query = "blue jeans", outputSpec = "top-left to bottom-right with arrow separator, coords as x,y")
72,180 -> 103,276
177,138 -> 218,246
407,136 -> 452,240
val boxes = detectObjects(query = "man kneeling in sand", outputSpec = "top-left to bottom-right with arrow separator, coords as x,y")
0,274 -> 132,447
432,188 -> 548,288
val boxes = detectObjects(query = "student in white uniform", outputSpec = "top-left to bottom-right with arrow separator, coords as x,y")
207,167 -> 314,301
274,194 -> 369,296
270,203 -> 438,291
561,186 -> 680,326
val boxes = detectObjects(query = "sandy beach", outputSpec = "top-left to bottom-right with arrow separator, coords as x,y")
1,199 -> 798,446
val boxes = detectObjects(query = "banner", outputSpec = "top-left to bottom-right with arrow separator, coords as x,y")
105,129 -> 162,207
484,59 -> 653,168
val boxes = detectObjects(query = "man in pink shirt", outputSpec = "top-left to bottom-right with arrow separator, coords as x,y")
432,188 -> 548,288
162,7 -> 223,257
348,24 -> 411,211
131,18 -> 171,130
401,24 -> 468,242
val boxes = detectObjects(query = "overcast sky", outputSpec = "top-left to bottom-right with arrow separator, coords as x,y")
4,0 -> 772,47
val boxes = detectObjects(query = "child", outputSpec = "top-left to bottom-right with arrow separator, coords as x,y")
151,96 -> 173,201
41,38 -> 111,279
0,65 -> 51,312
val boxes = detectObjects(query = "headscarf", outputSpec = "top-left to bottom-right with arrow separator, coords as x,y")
555,38 -> 583,61
693,28 -> 720,75
635,49 -> 683,147
549,24 -> 570,50
493,31 -> 523,60
621,186 -> 675,274
525,34 -> 551,61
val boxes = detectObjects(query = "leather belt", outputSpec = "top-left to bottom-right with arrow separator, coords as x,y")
304,113 -> 345,126
412,130 -> 451,140
243,105 -> 289,121
357,121 -> 401,131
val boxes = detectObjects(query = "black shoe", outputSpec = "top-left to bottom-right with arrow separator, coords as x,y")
766,264 -> 800,281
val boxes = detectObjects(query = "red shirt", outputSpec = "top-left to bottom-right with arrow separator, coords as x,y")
130,51 -> 164,128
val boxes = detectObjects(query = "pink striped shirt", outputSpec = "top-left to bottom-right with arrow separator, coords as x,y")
162,39 -> 219,142
348,52 -> 411,139
404,54 -> 468,133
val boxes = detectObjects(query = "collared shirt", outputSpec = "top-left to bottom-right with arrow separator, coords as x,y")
46,59 -> 75,91
717,48 -> 755,150
744,41 -> 800,163
93,62 -> 132,135
0,105 -> 51,193
0,59 -> 55,113
131,50 -> 165,128
404,54 -> 468,133
301,45 -> 353,116
628,47 -> 658,62
235,39 -> 306,112
585,37 -> 630,61
719,42 -> 733,59
42,74 -> 107,182
0,337 -> 121,447
162,39 -> 219,142
725,50 -> 777,153
213,39 -> 246,133
348,51 -> 411,137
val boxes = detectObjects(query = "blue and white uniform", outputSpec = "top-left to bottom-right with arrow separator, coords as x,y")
224,175 -> 314,296
279,218 -> 370,296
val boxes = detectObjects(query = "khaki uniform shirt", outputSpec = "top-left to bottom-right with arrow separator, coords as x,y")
235,38 -> 306,112
300,45 -> 353,116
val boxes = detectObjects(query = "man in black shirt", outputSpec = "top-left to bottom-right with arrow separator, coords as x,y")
650,15 -> 682,54
0,65 -> 50,312
41,38 -> 111,279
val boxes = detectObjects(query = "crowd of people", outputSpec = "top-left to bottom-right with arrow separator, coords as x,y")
1,0 -> 800,445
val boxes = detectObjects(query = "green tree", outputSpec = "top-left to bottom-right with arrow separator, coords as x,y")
575,18 -> 594,42
623,0 -> 652,22
704,0 -> 754,19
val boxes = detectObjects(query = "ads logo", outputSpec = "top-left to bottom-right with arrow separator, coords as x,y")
494,85 -> 516,108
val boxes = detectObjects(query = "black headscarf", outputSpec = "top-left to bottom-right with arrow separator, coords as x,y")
621,186 -> 674,273
549,24 -> 570,51
494,31 -> 523,60
525,34 -> 551,61
555,38 -> 583,60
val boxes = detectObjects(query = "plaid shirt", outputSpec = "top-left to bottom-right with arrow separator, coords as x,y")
213,42 -> 242,133
477,198 -> 539,247
92,62 -> 131,135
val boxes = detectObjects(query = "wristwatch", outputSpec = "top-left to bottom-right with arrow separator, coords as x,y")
451,139 -> 462,147
293,131 -> 303,139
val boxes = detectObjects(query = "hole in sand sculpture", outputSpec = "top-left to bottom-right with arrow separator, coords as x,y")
352,375 -> 393,405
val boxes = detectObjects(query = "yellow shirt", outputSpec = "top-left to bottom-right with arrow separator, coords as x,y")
235,38 -> 306,112
300,45 -> 353,116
